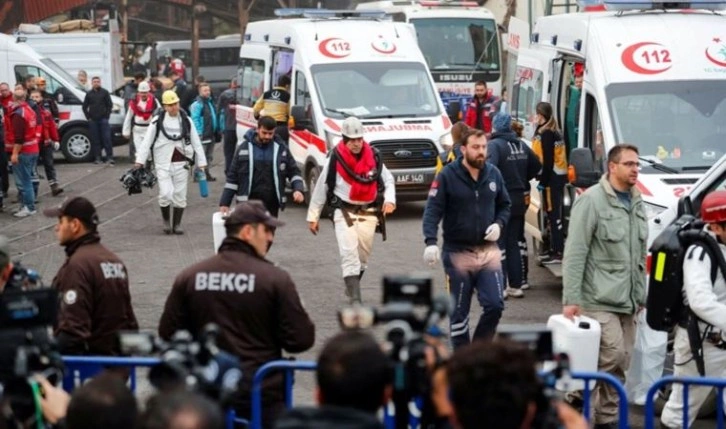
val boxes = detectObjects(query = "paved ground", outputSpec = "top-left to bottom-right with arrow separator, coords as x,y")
0,145 -> 716,428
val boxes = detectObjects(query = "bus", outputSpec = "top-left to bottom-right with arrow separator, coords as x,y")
356,0 -> 503,114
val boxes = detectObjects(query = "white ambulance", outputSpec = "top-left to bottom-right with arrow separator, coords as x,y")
505,0 -> 726,272
236,9 -> 452,200
2,34 -> 126,163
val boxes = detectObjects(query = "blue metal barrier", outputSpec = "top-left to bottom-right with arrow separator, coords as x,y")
644,376 -> 726,429
62,356 -> 161,392
569,371 -> 630,429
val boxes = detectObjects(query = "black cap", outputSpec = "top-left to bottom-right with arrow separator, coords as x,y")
225,200 -> 284,228
43,197 -> 100,227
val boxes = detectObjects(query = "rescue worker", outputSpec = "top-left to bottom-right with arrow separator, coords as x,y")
307,117 -> 396,304
219,116 -> 304,218
422,129 -> 511,349
190,83 -> 219,182
253,75 -> 291,143
464,81 -> 499,137
436,121 -> 469,174
44,197 -> 139,355
6,84 -> 39,218
158,200 -> 315,428
30,89 -> 63,196
661,190 -> 726,429
134,90 -> 207,235
122,81 -> 160,161
487,113 -> 541,298
36,77 -> 59,120
565,63 -> 584,157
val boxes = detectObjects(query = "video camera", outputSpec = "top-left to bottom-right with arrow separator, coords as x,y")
119,324 -> 242,406
120,166 -> 157,195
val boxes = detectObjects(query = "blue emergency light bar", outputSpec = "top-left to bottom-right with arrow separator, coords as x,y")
578,0 -> 726,10
274,8 -> 389,19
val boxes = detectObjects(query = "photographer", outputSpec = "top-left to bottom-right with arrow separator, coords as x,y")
275,330 -> 390,429
446,340 -> 587,429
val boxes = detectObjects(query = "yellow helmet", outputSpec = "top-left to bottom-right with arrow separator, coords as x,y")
162,90 -> 180,105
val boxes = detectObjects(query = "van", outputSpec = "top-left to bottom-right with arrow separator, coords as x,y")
2,35 -> 127,163
236,9 -> 452,200
505,0 -> 726,274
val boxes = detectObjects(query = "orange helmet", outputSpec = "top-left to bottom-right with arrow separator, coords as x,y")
701,190 -> 726,224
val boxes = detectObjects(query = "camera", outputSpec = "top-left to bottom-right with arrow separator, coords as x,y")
119,324 -> 242,406
120,166 -> 157,195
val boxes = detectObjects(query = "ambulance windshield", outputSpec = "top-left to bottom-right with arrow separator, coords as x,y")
313,62 -> 441,119
410,17 -> 500,72
607,80 -> 726,172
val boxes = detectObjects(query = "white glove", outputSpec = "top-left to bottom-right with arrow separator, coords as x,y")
484,223 -> 501,242
423,245 -> 440,266
53,141 -> 60,151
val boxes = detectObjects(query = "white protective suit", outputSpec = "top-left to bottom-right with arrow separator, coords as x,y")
122,96 -> 160,156
662,235 -> 726,429
135,111 -> 207,208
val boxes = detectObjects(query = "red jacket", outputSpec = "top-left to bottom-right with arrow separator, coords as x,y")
39,105 -> 59,144
464,95 -> 499,134
0,94 -> 12,113
4,102 -> 40,155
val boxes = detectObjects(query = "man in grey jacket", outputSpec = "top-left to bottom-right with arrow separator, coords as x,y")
562,143 -> 647,429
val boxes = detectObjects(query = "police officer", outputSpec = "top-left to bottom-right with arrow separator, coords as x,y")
219,116 -> 304,218
253,75 -> 291,143
44,197 -> 139,355
661,190 -> 726,429
422,129 -> 511,349
122,81 -> 159,161
135,90 -> 207,235
307,117 -> 396,304
159,200 -> 315,428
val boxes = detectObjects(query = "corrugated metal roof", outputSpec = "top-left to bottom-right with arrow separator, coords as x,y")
24,0 -> 90,23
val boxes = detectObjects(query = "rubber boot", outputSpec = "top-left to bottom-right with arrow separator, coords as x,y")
343,276 -> 362,305
172,207 -> 185,235
161,206 -> 172,234
50,183 -> 64,196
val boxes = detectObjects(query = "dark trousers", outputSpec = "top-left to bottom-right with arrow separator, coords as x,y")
0,149 -> 8,196
274,124 -> 289,144
498,213 -> 525,289
544,174 -> 566,255
89,118 -> 113,161
443,248 -> 504,349
223,130 -> 237,176
38,144 -> 58,184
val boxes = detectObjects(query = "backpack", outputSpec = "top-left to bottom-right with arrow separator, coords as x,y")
646,214 -> 726,331
322,147 -> 384,220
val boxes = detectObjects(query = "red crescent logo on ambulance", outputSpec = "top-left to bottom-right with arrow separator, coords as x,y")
705,38 -> 726,67
371,36 -> 396,54
621,42 -> 672,75
318,38 -> 351,59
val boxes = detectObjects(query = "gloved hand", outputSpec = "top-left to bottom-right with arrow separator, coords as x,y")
423,245 -> 440,266
484,223 -> 501,242
53,141 -> 60,151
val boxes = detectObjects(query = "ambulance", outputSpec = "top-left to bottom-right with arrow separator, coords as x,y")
2,34 -> 126,163
505,0 -> 726,273
236,9 -> 452,200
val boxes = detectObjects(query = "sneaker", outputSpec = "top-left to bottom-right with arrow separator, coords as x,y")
13,206 -> 37,218
94,158 -> 102,164
542,254 -> 563,265
520,283 -> 531,290
107,159 -> 115,166
505,287 -> 524,298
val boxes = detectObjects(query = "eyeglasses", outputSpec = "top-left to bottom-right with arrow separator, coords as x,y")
618,161 -> 640,168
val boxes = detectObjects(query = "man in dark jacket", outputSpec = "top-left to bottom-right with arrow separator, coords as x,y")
82,77 -> 114,164
217,77 -> 239,176
45,197 -> 139,355
275,331 -> 389,429
487,113 -> 541,298
219,116 -> 304,218
158,201 -> 315,428
422,129 -> 511,349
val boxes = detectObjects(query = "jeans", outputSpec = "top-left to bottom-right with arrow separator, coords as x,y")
223,130 -> 237,176
203,140 -> 215,164
14,153 -> 38,211
89,118 -> 113,161
38,144 -> 58,184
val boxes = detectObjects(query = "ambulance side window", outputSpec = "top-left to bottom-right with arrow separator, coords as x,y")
511,65 -> 543,139
238,58 -> 265,107
584,93 -> 605,175
294,71 -> 315,132
14,65 -> 80,104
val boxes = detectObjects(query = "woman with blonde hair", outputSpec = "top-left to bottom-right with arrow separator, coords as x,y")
532,102 -> 567,264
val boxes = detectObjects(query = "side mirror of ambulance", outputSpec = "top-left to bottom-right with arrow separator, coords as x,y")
291,105 -> 311,131
677,195 -> 694,217
568,148 -> 599,188
446,101 -> 461,123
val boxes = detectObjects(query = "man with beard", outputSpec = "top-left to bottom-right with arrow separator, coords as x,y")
422,129 -> 511,349
464,81 -> 499,137
562,144 -> 646,429
307,116 -> 396,304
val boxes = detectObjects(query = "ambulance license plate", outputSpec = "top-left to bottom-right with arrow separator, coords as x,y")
395,174 -> 425,184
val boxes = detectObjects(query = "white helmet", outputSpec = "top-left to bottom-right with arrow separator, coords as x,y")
341,116 -> 364,139
137,81 -> 150,93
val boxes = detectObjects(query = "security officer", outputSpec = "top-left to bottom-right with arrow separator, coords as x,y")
159,200 -> 315,428
219,116 -> 304,218
253,75 -> 291,143
422,129 -> 511,349
135,90 -> 207,235
661,190 -> 726,429
44,197 -> 139,355
307,117 -> 396,304
122,81 -> 159,161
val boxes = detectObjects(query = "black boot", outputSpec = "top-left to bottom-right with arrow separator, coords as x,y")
50,183 -> 64,196
343,276 -> 362,305
205,168 -> 217,182
161,206 -> 172,234
359,270 -> 365,280
172,207 -> 185,235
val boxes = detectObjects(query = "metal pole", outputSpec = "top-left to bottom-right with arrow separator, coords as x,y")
191,1 -> 200,81
121,0 -> 129,65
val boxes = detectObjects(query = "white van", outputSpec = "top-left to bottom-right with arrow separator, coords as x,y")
236,9 -> 452,200
3,35 -> 126,163
505,0 -> 726,273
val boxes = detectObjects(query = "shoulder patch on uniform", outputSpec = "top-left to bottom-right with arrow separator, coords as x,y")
64,290 -> 77,305
238,149 -> 249,156
489,181 -> 497,192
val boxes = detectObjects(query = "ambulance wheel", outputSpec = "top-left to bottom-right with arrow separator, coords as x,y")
305,165 -> 321,206
61,127 -> 93,163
